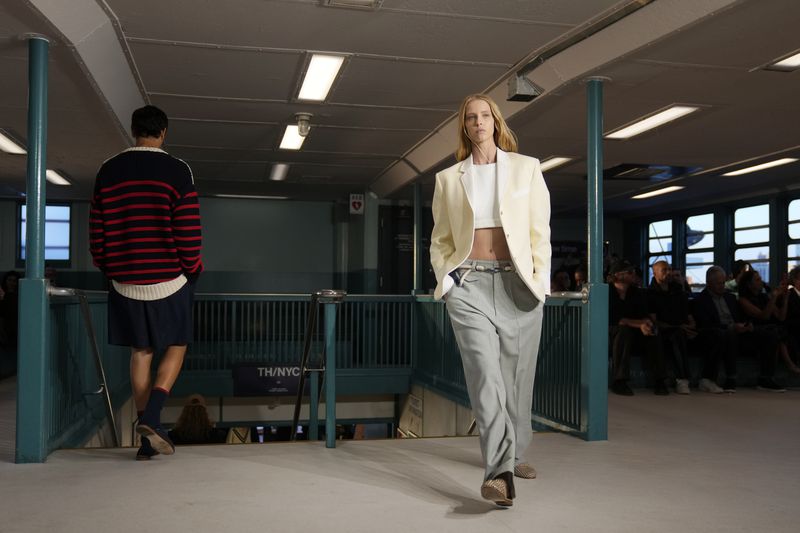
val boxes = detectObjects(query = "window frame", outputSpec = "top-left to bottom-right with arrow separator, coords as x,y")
16,201 -> 73,269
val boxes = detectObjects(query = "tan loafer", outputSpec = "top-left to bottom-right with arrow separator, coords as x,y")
481,477 -> 513,507
514,463 -> 537,479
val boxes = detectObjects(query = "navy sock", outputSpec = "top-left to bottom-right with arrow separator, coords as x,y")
140,387 -> 169,427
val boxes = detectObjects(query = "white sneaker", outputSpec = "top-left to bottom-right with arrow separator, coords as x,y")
676,379 -> 691,395
698,378 -> 723,394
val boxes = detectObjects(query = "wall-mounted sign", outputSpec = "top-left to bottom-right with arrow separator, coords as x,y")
233,363 -> 309,396
350,193 -> 365,215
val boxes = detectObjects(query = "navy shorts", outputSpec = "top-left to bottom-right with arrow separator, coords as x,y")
108,280 -> 195,350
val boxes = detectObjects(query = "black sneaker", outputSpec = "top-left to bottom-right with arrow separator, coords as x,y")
136,423 -> 175,455
135,436 -> 160,461
654,382 -> 670,395
722,379 -> 737,393
757,377 -> 786,393
611,380 -> 634,396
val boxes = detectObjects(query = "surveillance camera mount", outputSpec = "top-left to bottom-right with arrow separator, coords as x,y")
295,112 -> 313,137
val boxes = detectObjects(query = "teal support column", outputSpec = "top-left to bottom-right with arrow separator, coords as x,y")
413,182 -> 422,293
309,370 -> 319,441
17,36 -> 50,463
583,78 -> 608,441
324,303 -> 337,448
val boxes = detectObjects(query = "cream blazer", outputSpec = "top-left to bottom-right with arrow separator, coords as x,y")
430,148 -> 551,302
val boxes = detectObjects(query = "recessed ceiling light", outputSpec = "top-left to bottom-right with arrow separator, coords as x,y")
539,157 -> 572,172
766,51 -> 800,72
215,194 -> 289,200
298,54 -> 345,102
324,0 -> 382,9
606,105 -> 700,140
45,169 -> 71,186
0,129 -> 26,154
279,125 -> 306,150
722,158 -> 799,176
631,185 -> 684,199
269,163 -> 290,181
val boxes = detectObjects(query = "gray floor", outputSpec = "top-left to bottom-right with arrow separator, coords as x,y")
1,379 -> 798,533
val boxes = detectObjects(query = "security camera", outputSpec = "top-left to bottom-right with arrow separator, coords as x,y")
507,73 -> 542,102
295,113 -> 313,137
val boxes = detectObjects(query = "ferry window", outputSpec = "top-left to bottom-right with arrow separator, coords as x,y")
648,219 -> 673,281
19,204 -> 71,264
685,213 -> 714,290
734,204 -> 769,283
789,199 -> 800,273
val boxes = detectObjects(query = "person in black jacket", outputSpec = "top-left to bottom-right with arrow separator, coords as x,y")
691,266 -> 782,392
785,267 -> 800,363
608,259 -> 668,396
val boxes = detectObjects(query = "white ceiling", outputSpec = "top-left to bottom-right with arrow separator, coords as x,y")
1,0 -> 799,217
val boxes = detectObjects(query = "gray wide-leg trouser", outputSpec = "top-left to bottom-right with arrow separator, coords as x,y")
445,260 -> 544,481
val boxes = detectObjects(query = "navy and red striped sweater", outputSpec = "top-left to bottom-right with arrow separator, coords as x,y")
90,147 -> 203,286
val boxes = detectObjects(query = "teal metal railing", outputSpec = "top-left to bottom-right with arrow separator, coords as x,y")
189,294 -> 414,371
414,293 -> 597,440
46,293 -> 129,453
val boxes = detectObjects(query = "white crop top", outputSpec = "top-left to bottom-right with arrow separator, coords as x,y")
472,163 -> 501,229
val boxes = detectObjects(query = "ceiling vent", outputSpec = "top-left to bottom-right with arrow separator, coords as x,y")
601,164 -> 700,182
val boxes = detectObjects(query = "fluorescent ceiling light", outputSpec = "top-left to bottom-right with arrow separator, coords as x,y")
269,163 -> 290,181
280,125 -> 306,150
215,194 -> 289,200
539,157 -> 572,172
767,51 -> 800,71
324,0 -> 381,9
298,54 -> 345,101
722,158 -> 799,176
606,105 -> 700,140
45,169 -> 71,186
632,186 -> 684,199
0,129 -> 26,154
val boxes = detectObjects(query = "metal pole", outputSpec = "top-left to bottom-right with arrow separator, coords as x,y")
583,78 -> 608,441
413,182 -> 422,293
16,36 -> 50,463
309,370 -> 319,441
324,302 -> 337,448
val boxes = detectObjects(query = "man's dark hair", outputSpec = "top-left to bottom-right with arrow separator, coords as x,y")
131,105 -> 168,138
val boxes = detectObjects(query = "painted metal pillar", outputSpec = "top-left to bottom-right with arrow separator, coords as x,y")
16,36 -> 50,463
413,182 -> 422,293
583,78 -> 609,441
309,370 -> 319,441
324,303 -> 337,448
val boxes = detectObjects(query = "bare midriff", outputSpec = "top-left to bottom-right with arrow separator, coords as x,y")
468,227 -> 511,261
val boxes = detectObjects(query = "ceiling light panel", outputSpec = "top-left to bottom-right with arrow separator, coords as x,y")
280,125 -> 306,150
539,157 -> 572,172
631,186 -> 684,199
45,169 -> 71,186
722,158 -> 799,176
0,129 -> 26,154
766,51 -> 800,72
606,105 -> 700,140
298,54 -> 345,102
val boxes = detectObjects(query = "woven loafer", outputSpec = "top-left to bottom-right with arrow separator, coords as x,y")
514,463 -> 537,479
136,424 -> 175,455
481,478 -> 513,507
135,437 -> 160,461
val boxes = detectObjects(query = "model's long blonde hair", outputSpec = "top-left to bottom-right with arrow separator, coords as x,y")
455,94 -> 518,162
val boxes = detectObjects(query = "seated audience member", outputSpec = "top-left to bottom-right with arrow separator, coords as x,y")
551,270 -> 571,293
573,268 -> 587,291
167,394 -> 228,446
0,271 -> 22,379
608,259 -> 668,396
738,270 -> 799,377
784,267 -> 800,361
648,261 -> 696,394
724,260 -> 750,296
692,266 -> 782,393
670,268 -> 693,295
